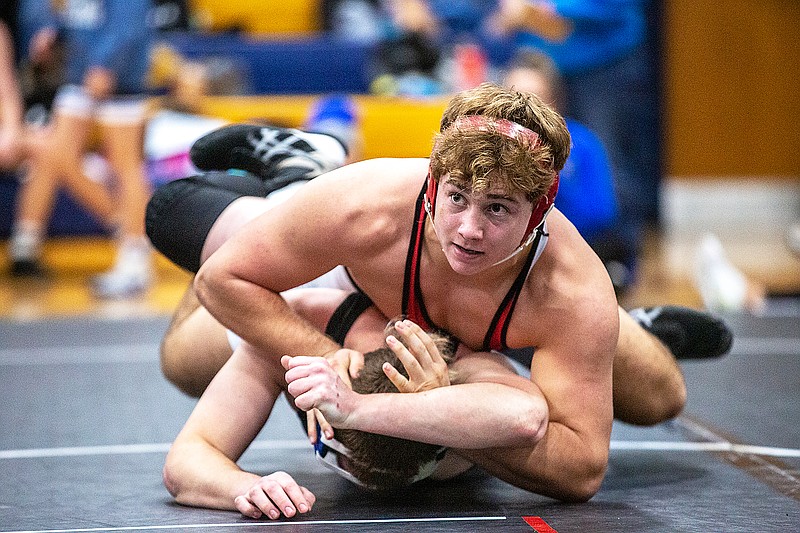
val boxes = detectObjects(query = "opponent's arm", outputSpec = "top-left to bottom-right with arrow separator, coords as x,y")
163,342 -> 314,519
283,350 -> 549,449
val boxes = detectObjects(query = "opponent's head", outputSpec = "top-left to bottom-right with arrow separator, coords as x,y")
428,83 -> 570,247
331,328 -> 455,491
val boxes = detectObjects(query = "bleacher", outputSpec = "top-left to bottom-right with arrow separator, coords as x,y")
0,1 -> 455,238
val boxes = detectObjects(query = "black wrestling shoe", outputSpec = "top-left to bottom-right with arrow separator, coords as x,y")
629,305 -> 733,360
190,124 -> 347,180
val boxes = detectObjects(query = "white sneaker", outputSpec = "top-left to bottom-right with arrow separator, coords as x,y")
91,237 -> 153,299
91,265 -> 152,299
788,221 -> 800,257
693,233 -> 764,313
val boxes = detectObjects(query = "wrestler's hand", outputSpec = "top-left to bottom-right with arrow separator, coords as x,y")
384,319 -> 450,392
234,471 -> 315,520
304,408 -> 332,444
322,347 -> 364,387
282,355 -> 357,431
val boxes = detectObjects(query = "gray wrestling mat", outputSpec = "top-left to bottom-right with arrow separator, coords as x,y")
1,307 -> 798,532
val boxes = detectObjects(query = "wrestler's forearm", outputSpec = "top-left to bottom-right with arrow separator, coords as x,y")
457,419 -> 610,502
194,263 -> 339,358
345,382 -> 549,449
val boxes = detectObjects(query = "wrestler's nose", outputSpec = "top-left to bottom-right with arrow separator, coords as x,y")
458,208 -> 484,241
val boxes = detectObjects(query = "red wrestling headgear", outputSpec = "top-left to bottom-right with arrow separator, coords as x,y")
425,115 -> 559,248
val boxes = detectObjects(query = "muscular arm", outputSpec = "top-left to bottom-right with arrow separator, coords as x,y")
163,342 -> 286,511
195,159 -> 420,367
462,295 -> 618,502
299,351 -> 550,449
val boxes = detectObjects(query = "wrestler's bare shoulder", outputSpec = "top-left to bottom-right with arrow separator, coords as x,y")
508,210 -> 619,348
318,157 -> 429,191
284,158 -> 428,253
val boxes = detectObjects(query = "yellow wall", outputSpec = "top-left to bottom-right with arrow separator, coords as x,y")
665,1 -> 800,178
197,95 -> 449,160
189,0 -> 321,36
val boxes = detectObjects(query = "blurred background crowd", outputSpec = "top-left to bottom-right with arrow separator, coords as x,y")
1,0 -> 798,312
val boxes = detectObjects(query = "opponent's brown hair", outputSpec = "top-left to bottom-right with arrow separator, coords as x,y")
335,328 -> 455,491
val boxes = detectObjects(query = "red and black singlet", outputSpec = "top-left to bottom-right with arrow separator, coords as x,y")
402,182 -> 541,352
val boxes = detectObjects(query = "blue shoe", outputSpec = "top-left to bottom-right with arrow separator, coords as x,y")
305,95 -> 358,152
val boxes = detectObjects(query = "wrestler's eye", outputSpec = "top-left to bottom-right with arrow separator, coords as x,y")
449,192 -> 465,205
488,203 -> 509,216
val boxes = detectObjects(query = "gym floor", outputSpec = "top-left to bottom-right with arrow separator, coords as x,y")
1,235 -> 799,532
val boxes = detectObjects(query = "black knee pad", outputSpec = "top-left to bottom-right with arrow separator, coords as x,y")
145,171 -> 268,272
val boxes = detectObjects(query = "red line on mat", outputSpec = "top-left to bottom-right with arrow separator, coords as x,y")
523,516 -> 559,532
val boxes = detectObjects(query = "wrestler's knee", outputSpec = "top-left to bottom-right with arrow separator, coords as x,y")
654,370 -> 688,422
617,369 -> 687,426
159,332 -> 204,398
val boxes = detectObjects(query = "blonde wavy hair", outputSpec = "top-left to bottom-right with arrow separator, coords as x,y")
430,82 -> 570,203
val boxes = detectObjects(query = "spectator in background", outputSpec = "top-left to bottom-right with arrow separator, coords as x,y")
323,0 -> 518,96
7,0 -> 155,298
2,1 -> 66,280
0,12 -> 26,170
503,48 -> 633,294
493,0 -> 662,288
0,0 -> 54,171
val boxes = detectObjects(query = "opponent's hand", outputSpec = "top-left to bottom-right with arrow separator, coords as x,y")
304,408 -> 332,444
322,347 -> 364,387
383,319 -> 450,392
282,355 -> 357,430
234,471 -> 315,520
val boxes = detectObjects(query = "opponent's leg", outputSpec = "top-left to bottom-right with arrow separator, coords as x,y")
161,281 -> 233,397
613,308 -> 686,425
613,305 -> 732,425
190,124 -> 347,181
146,126 -> 347,272
628,305 -> 733,359
146,170 -> 271,272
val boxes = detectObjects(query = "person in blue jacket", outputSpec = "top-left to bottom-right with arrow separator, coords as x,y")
496,0 -> 659,291
504,48 -> 634,293
8,0 -> 154,297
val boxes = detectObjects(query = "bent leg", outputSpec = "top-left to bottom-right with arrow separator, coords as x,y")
612,308 -> 687,425
161,282 -> 234,397
145,171 -> 273,272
